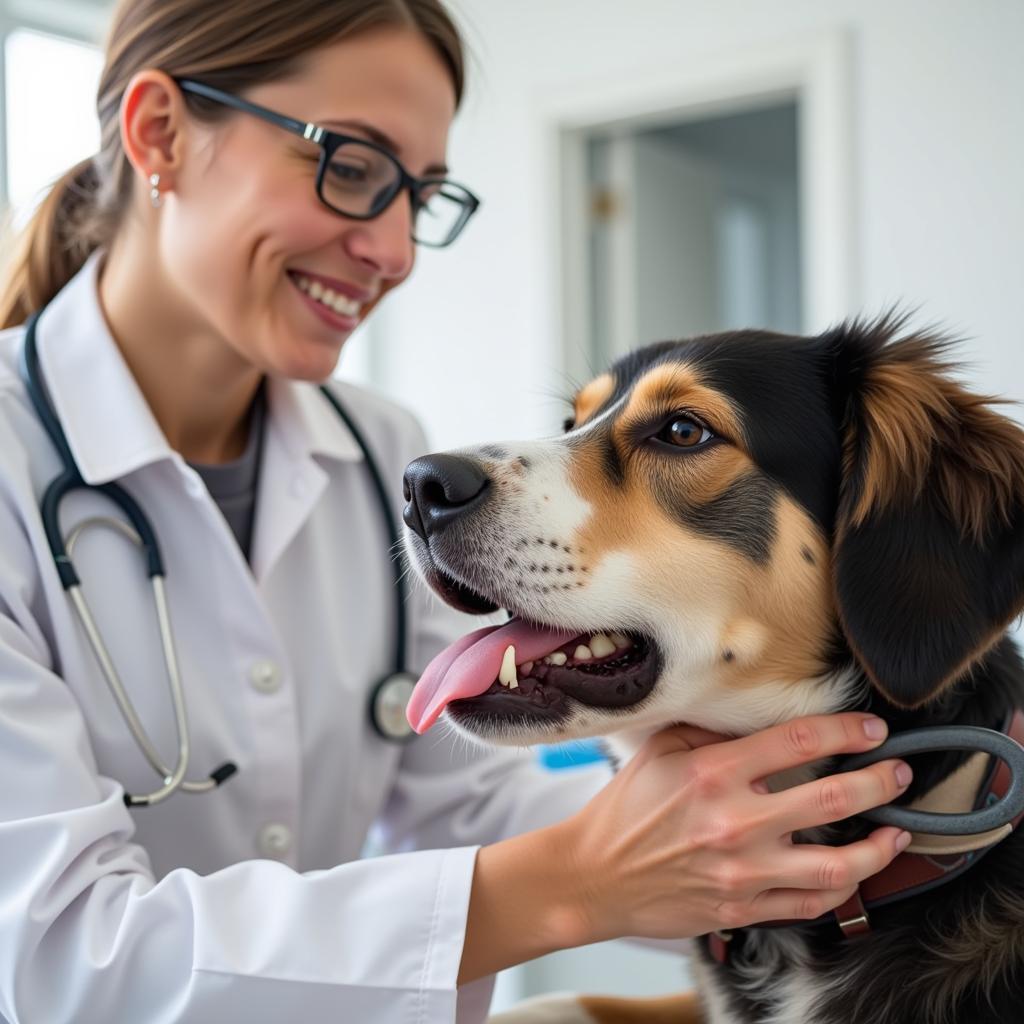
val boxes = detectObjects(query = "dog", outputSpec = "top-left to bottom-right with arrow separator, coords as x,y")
401,312 -> 1024,1024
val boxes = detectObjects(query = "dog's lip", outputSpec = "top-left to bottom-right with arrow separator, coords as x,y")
422,561 -> 500,615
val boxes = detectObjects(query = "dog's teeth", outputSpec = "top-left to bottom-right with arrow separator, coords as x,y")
498,645 -> 518,687
610,631 -> 629,648
546,652 -> 567,666
573,644 -> 593,661
521,660 -> 534,676
589,633 -> 616,658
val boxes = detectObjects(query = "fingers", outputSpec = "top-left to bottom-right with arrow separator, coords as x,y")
769,758 -> 913,832
715,713 -> 890,781
734,884 -> 862,929
758,827 -> 911,892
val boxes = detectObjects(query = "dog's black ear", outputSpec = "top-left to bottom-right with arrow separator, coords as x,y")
829,313 -> 1024,708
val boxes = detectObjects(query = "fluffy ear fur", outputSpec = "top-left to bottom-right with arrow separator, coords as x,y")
829,313 -> 1024,708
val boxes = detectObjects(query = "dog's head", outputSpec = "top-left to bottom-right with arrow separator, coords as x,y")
402,313 -> 1024,750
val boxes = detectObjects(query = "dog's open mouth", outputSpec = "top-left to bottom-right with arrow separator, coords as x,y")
406,607 -> 661,733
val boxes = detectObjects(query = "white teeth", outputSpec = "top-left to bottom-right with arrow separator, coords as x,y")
573,644 -> 593,661
546,652 -> 567,666
498,645 -> 518,688
294,275 -> 362,318
610,631 -> 630,648
589,633 -> 616,658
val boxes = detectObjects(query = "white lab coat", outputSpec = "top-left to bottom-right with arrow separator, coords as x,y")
0,253 -> 610,1023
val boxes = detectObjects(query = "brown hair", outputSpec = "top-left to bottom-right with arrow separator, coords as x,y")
0,0 -> 465,329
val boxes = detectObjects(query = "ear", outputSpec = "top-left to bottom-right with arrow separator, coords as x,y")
830,314 -> 1024,708
119,70 -> 189,202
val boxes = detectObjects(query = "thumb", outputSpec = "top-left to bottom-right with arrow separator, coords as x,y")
637,721 -> 736,762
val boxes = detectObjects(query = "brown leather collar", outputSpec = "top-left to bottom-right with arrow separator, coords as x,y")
706,709 -> 1024,964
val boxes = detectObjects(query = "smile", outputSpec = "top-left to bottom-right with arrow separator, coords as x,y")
290,273 -> 364,318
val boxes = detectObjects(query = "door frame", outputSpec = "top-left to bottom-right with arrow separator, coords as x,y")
539,29 -> 856,386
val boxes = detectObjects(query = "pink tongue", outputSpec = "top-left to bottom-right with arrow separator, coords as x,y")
407,619 -> 577,733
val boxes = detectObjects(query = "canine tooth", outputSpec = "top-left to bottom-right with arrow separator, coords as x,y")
498,645 -> 518,687
610,631 -> 629,648
548,652 -> 567,666
322,287 -> 337,305
573,644 -> 593,661
309,280 -> 324,300
521,661 -> 534,675
589,633 -> 616,658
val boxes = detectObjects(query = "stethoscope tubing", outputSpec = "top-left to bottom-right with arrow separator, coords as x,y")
839,723 -> 1024,835
19,305 -> 415,808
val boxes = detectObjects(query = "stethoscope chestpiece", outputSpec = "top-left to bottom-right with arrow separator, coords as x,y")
369,673 -> 419,742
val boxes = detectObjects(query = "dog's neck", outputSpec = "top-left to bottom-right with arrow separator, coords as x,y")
603,636 -> 1024,835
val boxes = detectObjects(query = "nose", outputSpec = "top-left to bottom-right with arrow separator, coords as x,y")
344,192 -> 416,280
403,455 -> 491,541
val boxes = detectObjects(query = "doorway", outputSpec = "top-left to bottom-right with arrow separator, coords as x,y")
586,101 -> 801,369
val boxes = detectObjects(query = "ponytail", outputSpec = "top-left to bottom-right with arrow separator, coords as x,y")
0,158 -> 109,329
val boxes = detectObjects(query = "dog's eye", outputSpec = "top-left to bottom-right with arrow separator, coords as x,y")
562,417 -> 576,433
656,416 -> 714,449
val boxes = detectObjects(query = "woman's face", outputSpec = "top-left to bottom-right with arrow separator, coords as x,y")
163,27 -> 457,381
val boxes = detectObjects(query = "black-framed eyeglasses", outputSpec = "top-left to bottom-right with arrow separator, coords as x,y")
177,79 -> 480,248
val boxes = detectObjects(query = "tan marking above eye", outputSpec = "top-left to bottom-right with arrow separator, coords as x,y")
572,372 -> 615,427
623,363 -> 746,445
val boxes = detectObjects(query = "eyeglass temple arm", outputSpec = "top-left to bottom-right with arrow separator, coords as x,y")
176,79 -> 325,145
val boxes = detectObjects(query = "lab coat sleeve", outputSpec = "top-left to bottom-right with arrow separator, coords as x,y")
0,491 -> 559,1024
376,591 -> 612,1024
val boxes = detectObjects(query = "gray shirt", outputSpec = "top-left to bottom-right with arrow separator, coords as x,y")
187,386 -> 265,563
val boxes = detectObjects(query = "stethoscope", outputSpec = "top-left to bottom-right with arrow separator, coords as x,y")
19,309 -> 418,808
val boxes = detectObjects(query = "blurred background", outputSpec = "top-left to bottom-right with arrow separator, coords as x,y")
1,0 -> 1021,1012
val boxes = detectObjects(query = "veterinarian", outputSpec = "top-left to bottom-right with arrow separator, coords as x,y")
0,1 -> 916,1021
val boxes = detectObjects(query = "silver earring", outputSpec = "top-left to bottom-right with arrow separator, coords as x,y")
149,172 -> 162,208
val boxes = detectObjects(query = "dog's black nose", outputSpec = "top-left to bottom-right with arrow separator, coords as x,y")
403,455 -> 490,541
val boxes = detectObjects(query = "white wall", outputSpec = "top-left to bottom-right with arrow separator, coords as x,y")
373,0 -> 1024,452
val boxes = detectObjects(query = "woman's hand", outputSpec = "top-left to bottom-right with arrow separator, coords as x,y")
562,712 -> 911,945
457,712 -> 910,986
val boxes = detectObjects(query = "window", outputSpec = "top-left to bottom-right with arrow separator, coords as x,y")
3,26 -> 103,232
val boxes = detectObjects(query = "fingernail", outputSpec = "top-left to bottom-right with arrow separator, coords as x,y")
862,717 -> 887,740
895,830 -> 912,852
895,762 -> 913,788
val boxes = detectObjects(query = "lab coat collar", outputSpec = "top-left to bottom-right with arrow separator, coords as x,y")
34,251 -> 364,487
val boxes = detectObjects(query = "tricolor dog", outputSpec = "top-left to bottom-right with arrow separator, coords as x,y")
402,313 -> 1024,1024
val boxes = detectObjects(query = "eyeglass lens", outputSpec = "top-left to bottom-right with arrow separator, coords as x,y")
322,141 -> 473,246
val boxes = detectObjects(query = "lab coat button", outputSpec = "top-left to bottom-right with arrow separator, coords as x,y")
258,823 -> 292,859
249,659 -> 281,693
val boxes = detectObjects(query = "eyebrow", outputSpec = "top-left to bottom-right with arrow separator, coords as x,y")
320,118 -> 449,177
